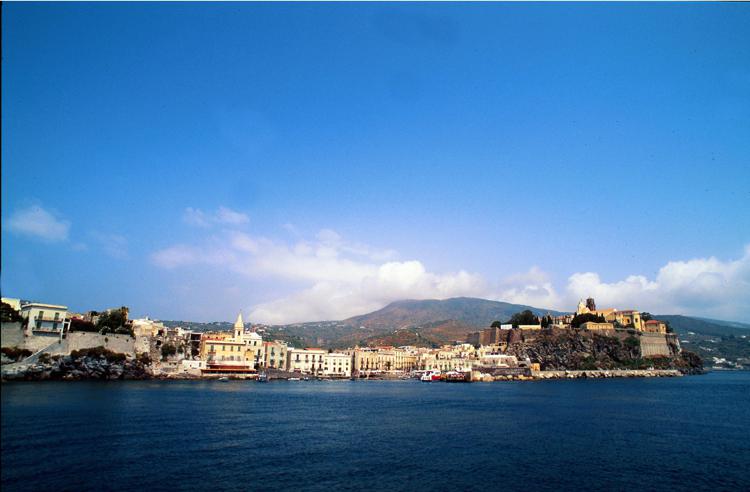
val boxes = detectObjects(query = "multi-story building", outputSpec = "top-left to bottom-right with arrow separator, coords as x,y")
287,348 -> 327,375
18,301 -> 70,340
350,347 -> 417,374
417,352 -> 473,372
642,320 -> 668,334
323,352 -> 351,378
606,310 -> 643,331
263,340 -> 289,370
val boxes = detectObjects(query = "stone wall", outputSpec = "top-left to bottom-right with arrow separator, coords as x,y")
1,322 -> 24,348
640,333 -> 672,358
1,322 -> 60,352
45,332 -> 136,357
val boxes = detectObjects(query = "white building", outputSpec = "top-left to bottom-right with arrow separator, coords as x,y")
19,301 -> 70,340
323,352 -> 352,378
287,348 -> 327,375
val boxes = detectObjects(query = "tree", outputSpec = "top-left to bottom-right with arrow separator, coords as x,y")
96,308 -> 133,336
0,302 -> 22,323
571,313 -> 606,328
69,318 -> 98,332
641,312 -> 653,322
541,315 -> 553,328
490,321 -> 502,328
505,310 -> 539,328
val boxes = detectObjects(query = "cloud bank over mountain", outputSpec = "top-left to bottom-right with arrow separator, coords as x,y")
151,210 -> 750,323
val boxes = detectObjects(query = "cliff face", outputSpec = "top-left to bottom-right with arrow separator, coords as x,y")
502,328 -> 703,374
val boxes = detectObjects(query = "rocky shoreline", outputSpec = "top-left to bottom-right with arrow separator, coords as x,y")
2,354 -> 151,381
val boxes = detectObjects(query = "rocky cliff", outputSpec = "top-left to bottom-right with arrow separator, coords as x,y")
502,328 -> 703,374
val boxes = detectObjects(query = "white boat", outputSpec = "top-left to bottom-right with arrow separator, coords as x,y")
288,377 -> 301,381
217,376 -> 229,382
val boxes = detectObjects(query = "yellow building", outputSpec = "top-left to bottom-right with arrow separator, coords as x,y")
642,320 -> 668,334
199,313 -> 263,376
350,347 -> 417,374
576,298 -> 643,331
263,340 -> 289,370
604,310 -> 643,331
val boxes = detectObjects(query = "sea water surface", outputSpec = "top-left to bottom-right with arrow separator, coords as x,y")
2,372 -> 749,491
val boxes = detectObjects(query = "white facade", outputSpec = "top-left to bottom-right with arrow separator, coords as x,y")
19,302 -> 70,339
323,352 -> 351,377
287,348 -> 327,375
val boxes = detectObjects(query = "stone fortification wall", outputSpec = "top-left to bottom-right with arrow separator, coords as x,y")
640,333 -> 672,358
46,332 -> 136,357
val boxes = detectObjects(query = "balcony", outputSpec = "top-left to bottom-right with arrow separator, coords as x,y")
31,315 -> 67,322
32,326 -> 63,333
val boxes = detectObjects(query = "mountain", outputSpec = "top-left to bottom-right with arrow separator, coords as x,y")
343,297 -> 564,331
656,315 -> 750,338
255,298 -> 566,349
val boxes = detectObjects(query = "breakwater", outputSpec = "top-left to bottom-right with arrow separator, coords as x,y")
533,369 -> 682,379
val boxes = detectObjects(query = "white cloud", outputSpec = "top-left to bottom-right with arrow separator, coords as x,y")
495,247 -> 750,321
565,246 -> 750,320
152,217 -> 750,324
495,266 -> 562,310
6,205 -> 70,242
182,206 -> 249,227
152,228 -> 485,323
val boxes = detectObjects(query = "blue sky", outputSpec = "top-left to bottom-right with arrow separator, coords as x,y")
3,3 -> 749,323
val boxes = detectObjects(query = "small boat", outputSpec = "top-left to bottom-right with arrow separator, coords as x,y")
288,377 -> 301,381
218,376 -> 229,382
258,372 -> 268,382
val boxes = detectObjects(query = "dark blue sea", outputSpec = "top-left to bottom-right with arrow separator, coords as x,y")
2,372 -> 749,491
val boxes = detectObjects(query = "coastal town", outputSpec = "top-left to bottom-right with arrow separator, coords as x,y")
0,295 -> 700,381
